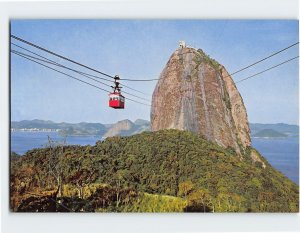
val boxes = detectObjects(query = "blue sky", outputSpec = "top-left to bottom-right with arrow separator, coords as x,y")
11,20 -> 299,124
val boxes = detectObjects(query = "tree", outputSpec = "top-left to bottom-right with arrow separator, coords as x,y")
187,189 -> 212,212
178,181 -> 194,199
112,170 -> 127,209
46,136 -> 67,198
64,153 -> 101,199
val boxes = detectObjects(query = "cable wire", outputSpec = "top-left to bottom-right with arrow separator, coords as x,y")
11,35 -> 298,83
121,78 -> 160,81
236,56 -> 299,84
11,42 -> 151,97
12,51 -> 151,107
11,48 -> 151,102
11,34 -> 115,79
11,42 -> 115,83
230,42 -> 299,77
12,49 -> 115,90
11,34 -> 159,83
121,41 -> 299,81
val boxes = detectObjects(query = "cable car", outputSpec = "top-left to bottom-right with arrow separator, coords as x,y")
109,92 -> 125,109
109,75 -> 125,109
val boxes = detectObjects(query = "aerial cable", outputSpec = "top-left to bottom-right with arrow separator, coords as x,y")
11,34 -> 115,79
11,35 -> 158,84
236,56 -> 299,84
229,42 -> 299,77
11,51 -> 151,107
11,47 -> 298,105
11,42 -> 151,97
120,83 -> 151,96
11,42 -> 114,83
11,35 -> 298,83
121,42 -> 299,81
12,49 -> 113,88
12,51 -> 111,93
121,78 -> 160,81
12,49 -> 151,103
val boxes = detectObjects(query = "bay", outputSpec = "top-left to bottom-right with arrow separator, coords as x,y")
11,131 -> 101,155
252,137 -> 299,184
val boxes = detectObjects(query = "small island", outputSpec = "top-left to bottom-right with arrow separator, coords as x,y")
253,129 -> 287,138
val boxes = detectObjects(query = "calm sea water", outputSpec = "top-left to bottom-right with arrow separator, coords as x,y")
11,131 -> 101,155
11,132 -> 299,184
252,137 -> 299,184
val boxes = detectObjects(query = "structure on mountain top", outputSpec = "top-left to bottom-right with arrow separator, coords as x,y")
179,41 -> 186,48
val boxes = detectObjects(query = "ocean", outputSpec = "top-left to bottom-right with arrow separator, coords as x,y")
10,131 -> 299,184
252,137 -> 299,184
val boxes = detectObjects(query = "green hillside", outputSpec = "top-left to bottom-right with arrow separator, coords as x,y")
10,130 -> 299,212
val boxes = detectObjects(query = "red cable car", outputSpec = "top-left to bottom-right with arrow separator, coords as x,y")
109,75 -> 125,109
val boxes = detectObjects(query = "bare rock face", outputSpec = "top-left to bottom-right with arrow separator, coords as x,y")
103,120 -> 135,138
151,47 -> 251,154
103,119 -> 150,138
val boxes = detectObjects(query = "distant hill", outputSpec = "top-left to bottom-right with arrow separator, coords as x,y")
103,119 -> 151,138
12,119 -> 59,129
250,123 -> 299,137
11,119 -> 107,136
253,129 -> 287,138
11,119 -> 150,137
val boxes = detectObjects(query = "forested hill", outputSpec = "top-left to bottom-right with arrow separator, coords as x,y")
11,130 -> 298,212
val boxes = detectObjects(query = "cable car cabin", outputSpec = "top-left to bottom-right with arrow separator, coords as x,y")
109,92 -> 125,109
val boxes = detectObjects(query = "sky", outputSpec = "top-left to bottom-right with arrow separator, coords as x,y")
10,20 -> 299,124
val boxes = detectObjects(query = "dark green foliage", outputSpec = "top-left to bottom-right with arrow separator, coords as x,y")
194,49 -> 221,71
10,151 -> 21,163
10,151 -> 21,172
17,195 -> 57,212
10,129 -> 299,212
16,186 -> 137,212
86,186 -> 137,212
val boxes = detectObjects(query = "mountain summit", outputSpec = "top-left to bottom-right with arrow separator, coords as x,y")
151,46 -> 251,154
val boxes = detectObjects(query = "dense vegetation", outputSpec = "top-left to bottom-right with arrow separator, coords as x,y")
10,129 -> 299,212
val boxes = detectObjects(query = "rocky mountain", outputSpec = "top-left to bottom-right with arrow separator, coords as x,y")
103,119 -> 150,138
151,46 -> 251,154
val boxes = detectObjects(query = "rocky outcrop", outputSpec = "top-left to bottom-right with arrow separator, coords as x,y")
151,47 -> 251,154
103,120 -> 135,138
103,119 -> 150,138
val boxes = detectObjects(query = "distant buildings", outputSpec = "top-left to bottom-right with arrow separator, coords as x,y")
11,128 -> 60,132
